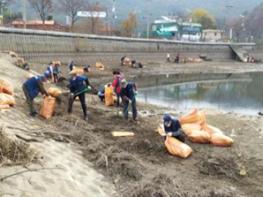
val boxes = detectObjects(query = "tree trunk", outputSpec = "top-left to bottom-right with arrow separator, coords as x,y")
91,19 -> 95,34
70,19 -> 74,32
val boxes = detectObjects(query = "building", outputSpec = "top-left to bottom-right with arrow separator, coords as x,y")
202,29 -> 224,42
12,20 -> 68,32
179,22 -> 202,42
0,15 -> 3,26
150,17 -> 202,41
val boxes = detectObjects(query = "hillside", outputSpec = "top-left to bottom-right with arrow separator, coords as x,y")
10,0 -> 263,22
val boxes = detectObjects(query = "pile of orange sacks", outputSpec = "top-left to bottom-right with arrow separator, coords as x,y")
0,79 -> 15,109
179,109 -> 233,147
163,109 -> 234,159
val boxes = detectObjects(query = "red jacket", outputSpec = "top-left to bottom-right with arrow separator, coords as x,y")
112,74 -> 123,94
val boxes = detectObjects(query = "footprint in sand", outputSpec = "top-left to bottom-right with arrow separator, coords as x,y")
41,175 -> 56,184
32,184 -> 47,193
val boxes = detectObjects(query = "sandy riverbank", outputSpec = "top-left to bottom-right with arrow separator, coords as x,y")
1,53 -> 263,196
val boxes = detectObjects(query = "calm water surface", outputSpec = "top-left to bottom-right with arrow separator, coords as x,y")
137,74 -> 263,115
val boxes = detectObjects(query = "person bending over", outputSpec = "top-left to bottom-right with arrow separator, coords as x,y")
163,114 -> 185,142
22,71 -> 50,116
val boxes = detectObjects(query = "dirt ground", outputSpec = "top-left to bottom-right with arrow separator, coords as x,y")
1,53 -> 263,196
47,96 -> 263,197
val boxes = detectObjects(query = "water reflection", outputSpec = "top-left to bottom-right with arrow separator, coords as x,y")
138,74 -> 263,115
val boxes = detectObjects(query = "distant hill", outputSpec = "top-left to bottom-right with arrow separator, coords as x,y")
9,0 -> 263,23
97,0 -> 263,18
244,2 -> 263,39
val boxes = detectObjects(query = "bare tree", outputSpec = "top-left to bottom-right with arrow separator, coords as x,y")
28,0 -> 52,24
59,0 -> 87,30
88,2 -> 104,34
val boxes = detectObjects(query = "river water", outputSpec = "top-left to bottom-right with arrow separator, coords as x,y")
137,73 -> 263,115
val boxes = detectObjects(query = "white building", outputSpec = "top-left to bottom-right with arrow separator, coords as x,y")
202,29 -> 224,42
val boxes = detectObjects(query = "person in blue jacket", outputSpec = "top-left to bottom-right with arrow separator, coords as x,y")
68,60 -> 75,72
22,71 -> 50,116
67,73 -> 94,120
163,114 -> 185,142
97,85 -> 105,102
120,79 -> 137,120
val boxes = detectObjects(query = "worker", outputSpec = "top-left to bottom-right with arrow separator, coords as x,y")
166,53 -> 171,62
120,56 -> 126,66
67,72 -> 95,120
53,62 -> 61,83
175,53 -> 180,63
104,83 -> 115,106
46,62 -> 55,82
97,85 -> 105,102
68,60 -> 75,72
22,71 -> 50,117
83,65 -> 91,73
131,60 -> 136,68
163,114 -> 185,142
112,70 -> 124,107
120,79 -> 137,120
137,62 -> 144,68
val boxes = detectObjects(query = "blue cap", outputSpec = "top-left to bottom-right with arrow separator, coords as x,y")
44,71 -> 51,78
163,114 -> 172,122
39,75 -> 46,81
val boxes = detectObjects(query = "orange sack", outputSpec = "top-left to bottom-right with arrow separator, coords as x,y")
0,93 -> 15,106
182,123 -> 211,144
0,104 -> 10,109
165,136 -> 192,159
181,123 -> 202,136
179,109 -> 201,124
179,109 -> 207,125
203,124 -> 233,147
48,87 -> 62,98
69,68 -> 84,76
96,62 -> 105,71
40,96 -> 56,119
210,133 -> 234,147
188,130 -> 211,144
0,79 -> 14,95
105,85 -> 114,106
203,124 -> 223,135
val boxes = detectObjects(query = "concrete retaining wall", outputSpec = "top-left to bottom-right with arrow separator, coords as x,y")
0,27 -> 256,64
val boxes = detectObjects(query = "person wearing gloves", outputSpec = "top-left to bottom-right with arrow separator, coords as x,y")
67,72 -> 96,120
120,79 -> 137,121
22,71 -> 50,116
163,114 -> 185,142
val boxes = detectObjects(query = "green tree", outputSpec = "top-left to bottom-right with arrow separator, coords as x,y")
121,12 -> 137,37
191,8 -> 216,29
3,10 -> 22,24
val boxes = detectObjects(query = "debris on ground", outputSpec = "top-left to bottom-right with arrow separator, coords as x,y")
0,127 -> 37,166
